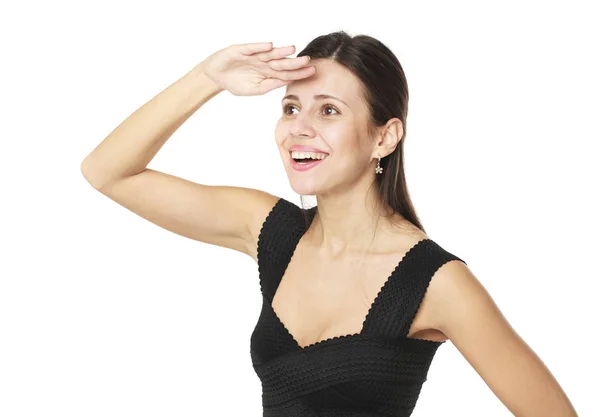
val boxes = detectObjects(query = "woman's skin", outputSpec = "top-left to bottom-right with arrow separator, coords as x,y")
275,57 -> 409,257
81,42 -> 579,417
80,42 -> 309,259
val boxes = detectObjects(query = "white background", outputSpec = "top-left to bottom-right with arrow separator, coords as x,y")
1,1 -> 597,416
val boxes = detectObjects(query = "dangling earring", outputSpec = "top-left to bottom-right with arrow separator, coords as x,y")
375,155 -> 383,174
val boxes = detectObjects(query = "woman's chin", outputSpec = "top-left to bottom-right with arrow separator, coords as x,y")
289,182 -> 321,196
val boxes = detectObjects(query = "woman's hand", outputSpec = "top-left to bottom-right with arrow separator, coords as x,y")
200,42 -> 315,96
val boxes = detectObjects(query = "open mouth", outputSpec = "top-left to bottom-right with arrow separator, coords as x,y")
289,152 -> 329,164
292,156 -> 328,164
289,152 -> 329,171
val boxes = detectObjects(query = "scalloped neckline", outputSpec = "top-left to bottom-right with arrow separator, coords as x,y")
269,231 -> 434,351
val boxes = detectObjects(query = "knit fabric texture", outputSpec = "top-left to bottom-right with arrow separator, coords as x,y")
250,197 -> 466,416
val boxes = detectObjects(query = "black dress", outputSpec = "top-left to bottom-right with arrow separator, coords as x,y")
250,197 -> 466,416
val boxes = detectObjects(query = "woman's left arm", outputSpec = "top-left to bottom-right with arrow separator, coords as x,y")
429,260 -> 579,417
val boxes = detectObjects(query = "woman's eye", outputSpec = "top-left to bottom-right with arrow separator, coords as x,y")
322,105 -> 339,116
282,104 -> 339,116
282,104 -> 296,115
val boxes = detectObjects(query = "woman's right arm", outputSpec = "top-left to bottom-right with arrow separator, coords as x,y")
80,61 -> 279,262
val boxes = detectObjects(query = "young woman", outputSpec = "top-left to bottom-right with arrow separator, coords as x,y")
81,31 -> 578,417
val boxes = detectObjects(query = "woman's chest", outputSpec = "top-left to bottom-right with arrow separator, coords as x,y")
271,244 -> 446,348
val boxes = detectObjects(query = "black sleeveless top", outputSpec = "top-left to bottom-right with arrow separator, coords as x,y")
250,197 -> 466,417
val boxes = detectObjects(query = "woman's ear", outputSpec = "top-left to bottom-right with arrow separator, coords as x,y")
374,118 -> 403,157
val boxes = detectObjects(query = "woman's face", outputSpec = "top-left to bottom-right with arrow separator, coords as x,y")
274,59 -> 375,197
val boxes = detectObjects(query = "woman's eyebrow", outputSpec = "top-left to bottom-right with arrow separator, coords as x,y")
282,94 -> 350,108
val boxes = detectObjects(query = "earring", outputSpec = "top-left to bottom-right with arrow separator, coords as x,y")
375,155 -> 383,174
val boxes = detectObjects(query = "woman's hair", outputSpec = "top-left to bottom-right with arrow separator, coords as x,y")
295,30 -> 426,234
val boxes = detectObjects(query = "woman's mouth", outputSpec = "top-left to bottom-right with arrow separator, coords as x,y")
289,153 -> 329,171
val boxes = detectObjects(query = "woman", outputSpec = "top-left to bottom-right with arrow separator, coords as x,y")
81,31 -> 578,416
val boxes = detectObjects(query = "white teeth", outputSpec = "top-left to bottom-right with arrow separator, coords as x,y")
291,151 -> 328,160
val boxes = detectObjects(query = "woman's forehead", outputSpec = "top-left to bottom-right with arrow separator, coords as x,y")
283,59 -> 365,110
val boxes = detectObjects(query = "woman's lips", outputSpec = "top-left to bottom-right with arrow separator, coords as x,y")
289,145 -> 329,154
290,154 -> 328,171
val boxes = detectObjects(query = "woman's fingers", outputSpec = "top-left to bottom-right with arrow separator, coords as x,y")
255,45 -> 297,62
236,42 -> 274,56
238,43 -> 301,64
268,55 -> 311,71
273,65 -> 316,81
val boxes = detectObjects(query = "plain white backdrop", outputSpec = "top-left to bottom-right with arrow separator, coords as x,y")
1,0 -> 597,416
